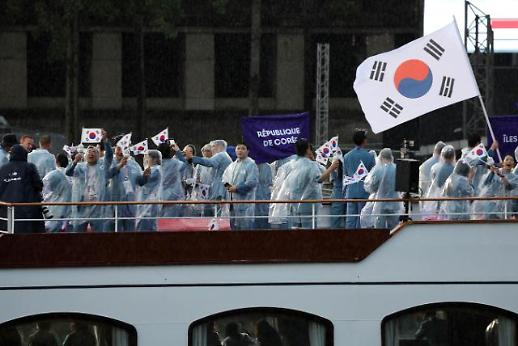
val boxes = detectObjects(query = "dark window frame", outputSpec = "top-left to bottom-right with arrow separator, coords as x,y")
0,312 -> 137,346
188,307 -> 334,346
381,302 -> 518,346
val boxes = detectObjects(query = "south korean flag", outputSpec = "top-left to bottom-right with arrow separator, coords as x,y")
354,19 -> 480,134
116,133 -> 132,151
81,128 -> 103,144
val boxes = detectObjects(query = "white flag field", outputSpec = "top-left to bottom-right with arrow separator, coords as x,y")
353,20 -> 479,134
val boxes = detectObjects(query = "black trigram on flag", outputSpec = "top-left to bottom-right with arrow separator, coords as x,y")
380,97 -> 403,118
424,39 -> 445,60
369,61 -> 387,82
439,76 -> 455,97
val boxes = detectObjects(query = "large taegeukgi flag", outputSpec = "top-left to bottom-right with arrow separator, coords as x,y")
354,20 -> 480,134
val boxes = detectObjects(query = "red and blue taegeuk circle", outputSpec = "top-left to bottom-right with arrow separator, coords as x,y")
88,132 -> 97,140
393,59 -> 433,99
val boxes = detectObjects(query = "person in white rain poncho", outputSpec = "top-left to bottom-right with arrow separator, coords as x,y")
66,130 -> 114,232
419,141 -> 446,196
42,153 -> 71,232
179,140 -> 232,214
472,155 -> 518,220
222,144 -> 259,230
440,160 -> 474,221
108,144 -> 143,231
28,134 -> 56,179
255,162 -> 272,229
136,150 -> 163,231
362,148 -> 402,229
422,145 -> 456,218
158,143 -> 186,218
273,139 -> 338,229
268,154 -> 297,229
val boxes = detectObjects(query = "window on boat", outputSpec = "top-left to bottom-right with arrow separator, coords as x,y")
189,308 -> 333,346
382,303 -> 518,346
0,312 -> 136,346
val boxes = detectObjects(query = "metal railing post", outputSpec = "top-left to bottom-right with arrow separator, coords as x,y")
213,203 -> 218,218
114,206 -> 119,232
504,200 -> 508,220
311,203 -> 316,230
7,206 -> 14,234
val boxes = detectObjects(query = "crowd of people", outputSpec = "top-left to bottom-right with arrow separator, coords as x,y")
0,129 -> 516,233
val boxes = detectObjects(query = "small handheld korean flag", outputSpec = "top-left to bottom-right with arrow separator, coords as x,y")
463,143 -> 488,165
316,142 -> 332,165
354,19 -> 479,134
198,184 -> 210,200
151,128 -> 169,146
342,161 -> 369,186
116,133 -> 132,151
353,161 -> 369,181
81,128 -> 102,144
130,139 -> 149,155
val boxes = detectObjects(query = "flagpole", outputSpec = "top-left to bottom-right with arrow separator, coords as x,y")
478,94 -> 502,162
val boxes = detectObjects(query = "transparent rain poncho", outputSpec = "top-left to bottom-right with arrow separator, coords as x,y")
422,145 -> 456,218
418,141 -> 445,197
361,148 -> 402,229
270,156 -> 322,229
440,161 -> 474,220
472,166 -> 518,220
221,157 -> 259,230
42,167 -> 72,232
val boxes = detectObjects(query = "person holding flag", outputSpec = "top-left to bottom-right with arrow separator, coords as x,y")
136,150 -> 163,231
342,130 -> 376,229
177,140 -> 232,212
108,137 -> 143,231
66,129 -> 114,232
279,139 -> 339,229
461,133 -> 499,194
157,142 -> 186,218
363,148 -> 402,229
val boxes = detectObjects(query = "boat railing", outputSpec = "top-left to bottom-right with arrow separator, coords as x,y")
0,196 -> 516,234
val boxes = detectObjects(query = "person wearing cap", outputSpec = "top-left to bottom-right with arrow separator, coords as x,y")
28,134 -> 56,179
342,130 -> 376,229
66,129 -> 114,232
0,144 -> 44,233
0,133 -> 17,168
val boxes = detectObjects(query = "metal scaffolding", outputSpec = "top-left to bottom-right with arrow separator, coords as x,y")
315,43 -> 330,146
462,0 -> 494,138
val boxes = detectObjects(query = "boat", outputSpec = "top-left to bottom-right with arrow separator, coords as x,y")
1,210 -> 518,345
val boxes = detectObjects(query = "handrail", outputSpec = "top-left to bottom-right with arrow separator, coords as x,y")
0,196 -> 516,207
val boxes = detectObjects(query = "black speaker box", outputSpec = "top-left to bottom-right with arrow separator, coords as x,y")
395,159 -> 420,193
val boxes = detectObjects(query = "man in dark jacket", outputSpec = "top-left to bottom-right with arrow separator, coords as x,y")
0,144 -> 44,233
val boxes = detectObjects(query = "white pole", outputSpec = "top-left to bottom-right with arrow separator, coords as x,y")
478,94 -> 502,162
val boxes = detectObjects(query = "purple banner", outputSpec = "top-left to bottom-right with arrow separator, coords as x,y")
487,115 -> 518,162
240,112 -> 310,164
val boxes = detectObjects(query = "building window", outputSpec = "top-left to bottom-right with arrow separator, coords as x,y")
0,312 -> 137,346
189,307 -> 333,346
122,32 -> 184,98
215,33 -> 276,98
382,303 -> 518,346
310,34 -> 366,98
27,33 -> 92,98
